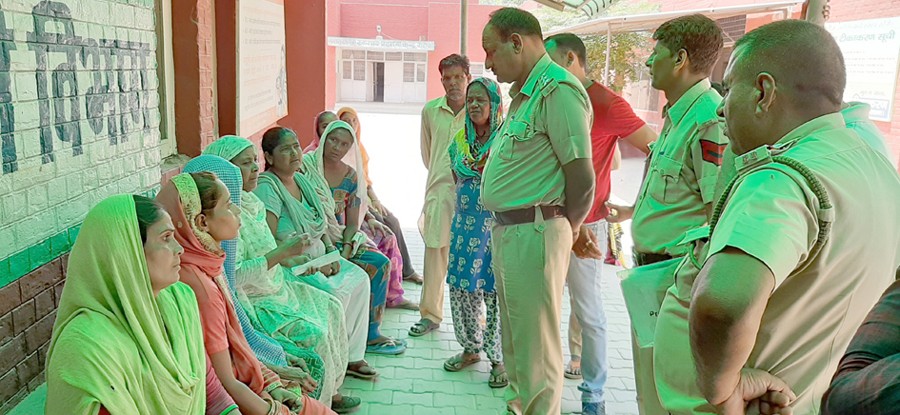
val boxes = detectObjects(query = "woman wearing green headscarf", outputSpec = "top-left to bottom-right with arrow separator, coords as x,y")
45,194 -> 207,414
442,78 -> 507,388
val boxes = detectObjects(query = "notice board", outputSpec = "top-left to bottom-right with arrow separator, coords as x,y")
237,0 -> 287,136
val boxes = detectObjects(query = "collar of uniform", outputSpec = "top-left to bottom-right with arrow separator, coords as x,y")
510,54 -> 553,99
840,101 -> 871,124
734,112 -> 845,173
774,112 -> 845,149
662,78 -> 712,126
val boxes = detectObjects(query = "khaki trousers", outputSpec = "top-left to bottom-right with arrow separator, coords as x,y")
420,246 -> 449,324
633,335 -> 667,415
493,216 -> 572,415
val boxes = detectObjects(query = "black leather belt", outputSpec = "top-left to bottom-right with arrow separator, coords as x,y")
633,251 -> 673,266
493,205 -> 566,226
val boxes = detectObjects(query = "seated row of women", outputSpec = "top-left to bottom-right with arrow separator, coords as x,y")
45,120 -> 414,414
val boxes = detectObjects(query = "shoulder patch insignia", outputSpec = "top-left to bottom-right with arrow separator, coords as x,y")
700,140 -> 726,166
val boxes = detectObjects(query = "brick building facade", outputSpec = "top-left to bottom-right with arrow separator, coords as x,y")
326,0 -> 501,105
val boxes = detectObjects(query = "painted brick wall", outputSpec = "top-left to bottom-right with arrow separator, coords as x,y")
0,0 -> 162,410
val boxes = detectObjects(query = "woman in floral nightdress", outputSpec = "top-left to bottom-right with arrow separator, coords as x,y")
442,78 -> 507,389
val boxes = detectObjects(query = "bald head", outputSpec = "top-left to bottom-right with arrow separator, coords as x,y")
733,19 -> 845,109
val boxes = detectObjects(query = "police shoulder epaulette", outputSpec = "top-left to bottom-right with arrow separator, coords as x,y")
538,73 -> 559,97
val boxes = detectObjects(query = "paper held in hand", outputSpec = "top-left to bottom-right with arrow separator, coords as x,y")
291,251 -> 343,276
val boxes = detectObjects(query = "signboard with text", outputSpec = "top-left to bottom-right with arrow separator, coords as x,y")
237,0 -> 287,137
827,17 -> 900,122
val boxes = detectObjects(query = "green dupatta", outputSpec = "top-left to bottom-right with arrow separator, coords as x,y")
45,194 -> 206,415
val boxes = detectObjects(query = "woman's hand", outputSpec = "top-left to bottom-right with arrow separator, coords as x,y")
269,387 -> 303,412
367,218 -> 393,237
319,263 -> 335,277
341,243 -> 355,260
280,234 -> 312,257
266,364 -> 318,395
370,199 -> 388,216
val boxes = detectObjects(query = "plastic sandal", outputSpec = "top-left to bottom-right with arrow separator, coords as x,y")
365,338 -> 406,355
443,352 -> 481,372
408,318 -> 439,337
346,361 -> 378,380
489,363 -> 509,389
564,359 -> 583,380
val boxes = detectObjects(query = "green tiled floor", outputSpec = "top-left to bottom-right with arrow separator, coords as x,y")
337,230 -> 639,415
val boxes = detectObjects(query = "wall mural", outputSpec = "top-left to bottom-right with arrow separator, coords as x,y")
0,1 -> 154,174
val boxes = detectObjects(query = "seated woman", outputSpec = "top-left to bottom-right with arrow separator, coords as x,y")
202,136 -> 369,413
45,194 -> 207,414
157,172 -> 339,415
209,135 -> 403,357
256,126 -> 377,379
184,155 -> 327,389
337,107 -> 424,286
443,78 -> 507,389
305,118 -> 415,311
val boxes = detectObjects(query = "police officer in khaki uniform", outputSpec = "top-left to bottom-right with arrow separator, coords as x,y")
480,8 -> 595,415
604,15 -> 727,415
681,20 -> 900,414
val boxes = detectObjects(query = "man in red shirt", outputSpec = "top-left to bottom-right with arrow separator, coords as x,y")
545,32 -> 656,415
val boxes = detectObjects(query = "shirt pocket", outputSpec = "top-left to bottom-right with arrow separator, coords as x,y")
500,119 -> 535,161
651,153 -> 685,204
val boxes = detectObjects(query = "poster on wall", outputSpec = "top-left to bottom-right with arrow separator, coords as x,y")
826,17 -> 900,122
237,0 -> 287,137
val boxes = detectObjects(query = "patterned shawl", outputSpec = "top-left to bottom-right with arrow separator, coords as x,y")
182,155 -> 289,367
449,77 -> 503,180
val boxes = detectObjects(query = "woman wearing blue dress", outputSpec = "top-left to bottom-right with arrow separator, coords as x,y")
442,77 -> 507,389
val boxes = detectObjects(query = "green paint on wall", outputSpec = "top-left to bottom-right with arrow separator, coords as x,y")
0,187 -> 160,289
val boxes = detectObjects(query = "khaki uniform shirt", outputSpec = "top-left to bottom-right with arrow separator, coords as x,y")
421,96 -> 466,248
706,113 -> 900,413
631,79 -> 726,256
482,55 -> 592,212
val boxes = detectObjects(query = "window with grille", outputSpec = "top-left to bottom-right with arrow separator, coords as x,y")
386,52 -> 403,61
404,63 -> 415,82
353,61 -> 365,81
343,61 -> 352,80
416,64 -> 426,82
367,51 -> 384,60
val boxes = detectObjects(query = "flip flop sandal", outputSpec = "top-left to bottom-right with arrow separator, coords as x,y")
408,318 -> 439,337
403,273 -> 424,285
331,395 -> 361,414
489,364 -> 509,388
388,299 -> 419,311
443,353 -> 481,372
365,338 -> 406,355
564,360 -> 583,380
346,361 -> 378,380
